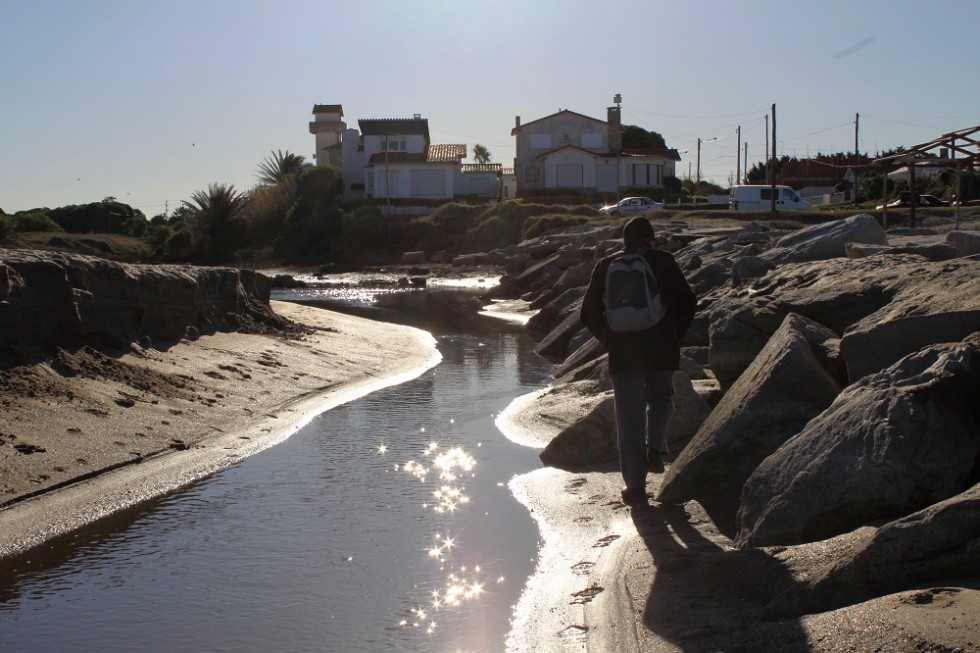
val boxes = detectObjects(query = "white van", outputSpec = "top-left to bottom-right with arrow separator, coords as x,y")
729,185 -> 811,211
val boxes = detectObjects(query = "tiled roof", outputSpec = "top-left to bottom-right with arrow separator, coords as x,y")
461,163 -> 503,173
312,104 -> 344,116
359,118 -> 430,140
427,144 -> 466,163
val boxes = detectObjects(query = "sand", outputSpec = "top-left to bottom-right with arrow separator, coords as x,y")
0,300 -> 441,558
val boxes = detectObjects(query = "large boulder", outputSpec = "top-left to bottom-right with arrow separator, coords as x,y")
737,333 -> 980,548
840,257 -> 980,381
532,297 -> 585,362
707,254 -> 979,389
766,482 -> 980,618
764,213 -> 888,264
946,230 -> 980,256
657,314 -> 843,515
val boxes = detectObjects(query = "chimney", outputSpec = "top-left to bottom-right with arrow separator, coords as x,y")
608,106 -> 622,154
515,115 -> 521,129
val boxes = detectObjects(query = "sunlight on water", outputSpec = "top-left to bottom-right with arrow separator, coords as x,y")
0,329 -> 555,653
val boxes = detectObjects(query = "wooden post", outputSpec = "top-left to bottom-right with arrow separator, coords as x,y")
881,165 -> 889,229
909,162 -> 917,229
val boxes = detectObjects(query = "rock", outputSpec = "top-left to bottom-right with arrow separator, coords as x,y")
766,483 -> 980,618
736,333 -> 980,548
552,339 -> 608,386
687,260 -> 731,295
765,214 -> 888,264
400,251 -> 426,264
946,230 -> 980,256
554,260 -> 592,290
730,255 -> 776,286
451,252 -> 491,267
844,243 -> 892,258
665,371 -> 712,455
533,301 -> 584,363
539,392 -> 617,467
273,274 -> 306,288
846,241 -> 964,261
840,257 -> 980,382
794,588 -> 980,653
555,247 -> 595,269
658,314 -> 843,518
707,254 -> 980,390
526,288 -> 583,338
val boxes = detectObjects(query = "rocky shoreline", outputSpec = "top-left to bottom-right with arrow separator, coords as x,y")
491,213 -> 980,651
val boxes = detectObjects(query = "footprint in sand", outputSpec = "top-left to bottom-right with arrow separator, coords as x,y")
570,584 -> 604,604
593,534 -> 620,548
570,561 -> 595,575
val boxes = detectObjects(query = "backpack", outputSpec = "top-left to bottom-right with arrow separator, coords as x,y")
603,252 -> 666,332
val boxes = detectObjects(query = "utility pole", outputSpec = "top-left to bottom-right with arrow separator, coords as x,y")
696,137 -> 702,200
764,114 -> 769,184
385,131 -> 391,209
853,112 -> 860,206
770,103 -> 777,213
743,142 -> 748,184
736,125 -> 741,187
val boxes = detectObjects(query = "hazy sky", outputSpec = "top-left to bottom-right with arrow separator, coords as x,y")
2,0 -> 978,215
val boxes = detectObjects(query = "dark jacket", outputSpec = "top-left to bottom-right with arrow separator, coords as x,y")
580,245 -> 697,374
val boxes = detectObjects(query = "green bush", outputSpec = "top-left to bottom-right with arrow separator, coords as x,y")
14,211 -> 64,233
0,214 -> 13,241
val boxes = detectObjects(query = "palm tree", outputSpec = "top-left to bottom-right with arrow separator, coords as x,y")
256,150 -> 307,185
182,183 -> 249,259
472,144 -> 492,165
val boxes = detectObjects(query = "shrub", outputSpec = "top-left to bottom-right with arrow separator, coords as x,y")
0,214 -> 13,241
14,211 -> 64,233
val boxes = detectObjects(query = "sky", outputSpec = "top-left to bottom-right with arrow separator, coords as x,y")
2,0 -> 978,216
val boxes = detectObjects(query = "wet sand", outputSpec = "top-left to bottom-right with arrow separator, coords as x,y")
0,301 -> 441,558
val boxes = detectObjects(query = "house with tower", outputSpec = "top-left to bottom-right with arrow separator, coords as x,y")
309,104 -> 502,203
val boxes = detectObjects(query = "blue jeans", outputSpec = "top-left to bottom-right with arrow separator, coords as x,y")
610,370 -> 674,489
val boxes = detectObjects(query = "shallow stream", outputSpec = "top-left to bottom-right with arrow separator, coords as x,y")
0,278 -> 553,652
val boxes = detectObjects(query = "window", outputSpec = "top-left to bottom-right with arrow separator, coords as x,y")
530,134 -> 552,149
581,133 -> 602,149
525,165 -> 540,182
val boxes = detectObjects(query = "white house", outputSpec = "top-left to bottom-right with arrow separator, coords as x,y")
311,105 -> 476,201
510,107 -> 680,198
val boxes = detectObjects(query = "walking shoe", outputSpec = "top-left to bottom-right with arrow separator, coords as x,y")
621,487 -> 648,505
647,450 -> 665,474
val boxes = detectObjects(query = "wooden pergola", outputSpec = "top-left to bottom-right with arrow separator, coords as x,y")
872,125 -> 980,229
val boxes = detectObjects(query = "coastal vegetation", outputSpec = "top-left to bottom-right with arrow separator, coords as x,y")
2,148 -> 977,268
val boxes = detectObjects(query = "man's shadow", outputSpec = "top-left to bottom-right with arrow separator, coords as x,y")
629,501 -> 811,653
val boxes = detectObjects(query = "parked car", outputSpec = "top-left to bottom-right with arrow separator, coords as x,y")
876,192 -> 950,209
598,196 -> 664,216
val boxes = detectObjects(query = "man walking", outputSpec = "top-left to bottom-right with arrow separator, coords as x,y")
580,217 -> 697,504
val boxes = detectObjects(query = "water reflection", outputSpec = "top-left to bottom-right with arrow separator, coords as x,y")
0,330 -> 554,653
